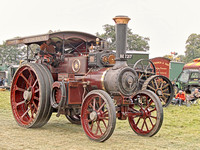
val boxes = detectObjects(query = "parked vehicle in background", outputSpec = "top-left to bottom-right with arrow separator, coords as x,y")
174,58 -> 200,94
0,65 -> 19,89
150,57 -> 185,81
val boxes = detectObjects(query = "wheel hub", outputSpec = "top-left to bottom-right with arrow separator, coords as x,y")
23,88 -> 32,101
141,108 -> 151,119
156,89 -> 163,96
90,111 -> 98,121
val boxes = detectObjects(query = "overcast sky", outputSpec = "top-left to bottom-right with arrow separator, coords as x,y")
1,0 -> 200,58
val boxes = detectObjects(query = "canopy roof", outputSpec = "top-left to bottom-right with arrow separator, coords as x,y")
6,31 -> 102,45
184,58 -> 200,70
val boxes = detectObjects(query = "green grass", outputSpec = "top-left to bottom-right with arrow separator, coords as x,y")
0,91 -> 200,150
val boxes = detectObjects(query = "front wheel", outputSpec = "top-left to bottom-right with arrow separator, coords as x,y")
81,90 -> 116,142
128,90 -> 163,137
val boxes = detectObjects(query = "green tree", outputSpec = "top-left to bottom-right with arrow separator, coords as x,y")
185,33 -> 200,63
0,42 -> 26,65
96,24 -> 150,51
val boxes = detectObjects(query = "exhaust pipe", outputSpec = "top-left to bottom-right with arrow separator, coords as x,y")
113,15 -> 130,69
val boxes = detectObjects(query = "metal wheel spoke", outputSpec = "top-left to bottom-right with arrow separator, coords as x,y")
145,99 -> 154,109
101,119 -> 107,128
87,119 -> 92,123
89,103 -> 93,109
161,96 -> 167,102
160,81 -> 164,89
154,79 -> 158,89
93,98 -> 96,110
147,85 -> 156,91
141,119 -> 145,130
86,110 -> 91,115
32,79 -> 38,88
161,83 -> 169,90
101,110 -> 109,119
32,101 -> 38,110
150,115 -> 157,119
144,119 -> 149,131
95,122 -> 99,135
97,121 -> 103,135
102,110 -> 108,116
21,107 -> 30,119
138,101 -> 143,109
34,96 -> 39,101
97,101 -> 106,112
16,100 -> 26,106
90,121 -> 94,130
149,117 -> 154,126
15,86 -> 26,92
31,109 -> 34,118
20,73 -> 30,86
129,107 -> 140,113
145,64 -> 151,71
150,107 -> 156,113
163,93 -> 170,96
162,88 -> 169,93
34,88 -> 39,93
140,61 -> 144,70
135,117 -> 141,126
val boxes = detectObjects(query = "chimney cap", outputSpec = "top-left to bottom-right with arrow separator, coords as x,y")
113,15 -> 130,24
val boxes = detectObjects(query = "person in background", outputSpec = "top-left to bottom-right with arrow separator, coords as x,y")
40,38 -> 55,53
186,88 -> 200,105
55,41 -> 62,55
174,90 -> 186,106
0,78 -> 4,86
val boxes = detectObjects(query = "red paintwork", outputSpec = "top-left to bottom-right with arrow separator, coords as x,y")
48,55 -> 88,75
151,57 -> 170,78
81,93 -> 110,140
11,65 -> 39,126
67,81 -> 84,105
128,93 -> 157,135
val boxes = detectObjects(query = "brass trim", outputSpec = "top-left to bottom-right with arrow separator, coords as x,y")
113,16 -> 130,24
101,68 -> 110,91
72,59 -> 81,73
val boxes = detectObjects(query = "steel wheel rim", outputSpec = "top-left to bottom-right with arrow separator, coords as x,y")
81,94 -> 110,140
128,92 -> 161,135
11,66 -> 40,126
133,59 -> 156,78
147,76 -> 173,106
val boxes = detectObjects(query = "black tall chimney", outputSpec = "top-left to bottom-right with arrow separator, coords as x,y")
113,15 -> 130,69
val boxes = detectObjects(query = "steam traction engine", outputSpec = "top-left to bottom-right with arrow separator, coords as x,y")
7,16 -> 163,142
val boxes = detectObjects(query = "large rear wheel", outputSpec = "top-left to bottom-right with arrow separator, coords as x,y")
10,63 -> 53,128
128,90 -> 163,137
81,90 -> 116,142
142,75 -> 174,107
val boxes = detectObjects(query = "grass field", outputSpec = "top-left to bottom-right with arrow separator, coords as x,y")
0,91 -> 200,150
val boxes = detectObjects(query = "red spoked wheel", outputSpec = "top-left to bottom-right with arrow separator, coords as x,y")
81,90 -> 116,142
10,63 -> 53,128
128,90 -> 163,137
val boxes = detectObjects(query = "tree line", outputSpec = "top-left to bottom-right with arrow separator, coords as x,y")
0,25 -> 199,65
